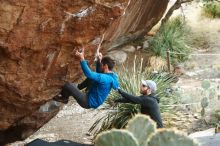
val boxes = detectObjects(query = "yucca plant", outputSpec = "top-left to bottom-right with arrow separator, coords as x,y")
89,56 -> 178,137
148,16 -> 191,64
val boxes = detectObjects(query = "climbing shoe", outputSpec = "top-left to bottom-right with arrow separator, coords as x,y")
53,94 -> 69,104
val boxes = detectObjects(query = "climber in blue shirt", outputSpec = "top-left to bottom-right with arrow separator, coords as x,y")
54,48 -> 119,109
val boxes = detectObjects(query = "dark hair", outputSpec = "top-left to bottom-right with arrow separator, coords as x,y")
101,56 -> 115,70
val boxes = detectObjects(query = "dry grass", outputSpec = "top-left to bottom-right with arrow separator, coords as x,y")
147,56 -> 167,72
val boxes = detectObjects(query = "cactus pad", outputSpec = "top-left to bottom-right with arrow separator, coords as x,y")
148,129 -> 200,146
201,97 -> 209,108
201,80 -> 211,89
95,129 -> 138,146
126,114 -> 156,146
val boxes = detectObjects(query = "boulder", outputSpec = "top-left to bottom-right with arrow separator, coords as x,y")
189,128 -> 220,146
122,45 -> 136,53
0,0 -> 169,144
107,50 -> 127,64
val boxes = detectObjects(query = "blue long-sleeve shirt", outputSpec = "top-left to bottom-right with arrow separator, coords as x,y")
80,60 -> 119,108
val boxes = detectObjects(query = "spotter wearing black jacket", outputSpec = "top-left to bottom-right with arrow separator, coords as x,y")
117,89 -> 163,128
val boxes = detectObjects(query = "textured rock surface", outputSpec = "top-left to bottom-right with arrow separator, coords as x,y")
0,0 -> 168,144
104,0 -> 169,50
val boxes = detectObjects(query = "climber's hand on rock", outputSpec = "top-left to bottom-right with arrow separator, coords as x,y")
98,52 -> 102,60
75,47 -> 85,61
96,52 -> 102,62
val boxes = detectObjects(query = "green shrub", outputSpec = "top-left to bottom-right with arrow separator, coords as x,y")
148,16 -> 191,64
89,57 -> 178,136
203,1 -> 220,18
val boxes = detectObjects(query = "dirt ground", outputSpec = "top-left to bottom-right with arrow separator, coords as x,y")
23,101 -> 100,144
8,1 -> 220,145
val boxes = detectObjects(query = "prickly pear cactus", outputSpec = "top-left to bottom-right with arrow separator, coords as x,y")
95,129 -> 138,146
148,129 -> 200,146
201,80 -> 211,89
126,114 -> 156,146
201,97 -> 209,108
214,110 -> 220,120
201,97 -> 209,116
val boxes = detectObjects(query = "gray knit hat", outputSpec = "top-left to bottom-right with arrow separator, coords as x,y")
141,80 -> 157,93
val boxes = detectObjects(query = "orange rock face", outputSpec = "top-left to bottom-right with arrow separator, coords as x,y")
0,0 -> 168,144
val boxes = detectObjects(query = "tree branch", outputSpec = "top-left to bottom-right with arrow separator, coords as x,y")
161,0 -> 193,26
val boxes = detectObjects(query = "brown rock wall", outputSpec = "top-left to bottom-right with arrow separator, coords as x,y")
0,0 -> 168,144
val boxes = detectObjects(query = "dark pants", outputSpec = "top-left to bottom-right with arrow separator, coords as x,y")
61,78 -> 93,109
77,78 -> 93,91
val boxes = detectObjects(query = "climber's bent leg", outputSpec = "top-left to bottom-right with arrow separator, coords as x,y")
61,82 -> 89,109
77,78 -> 93,92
